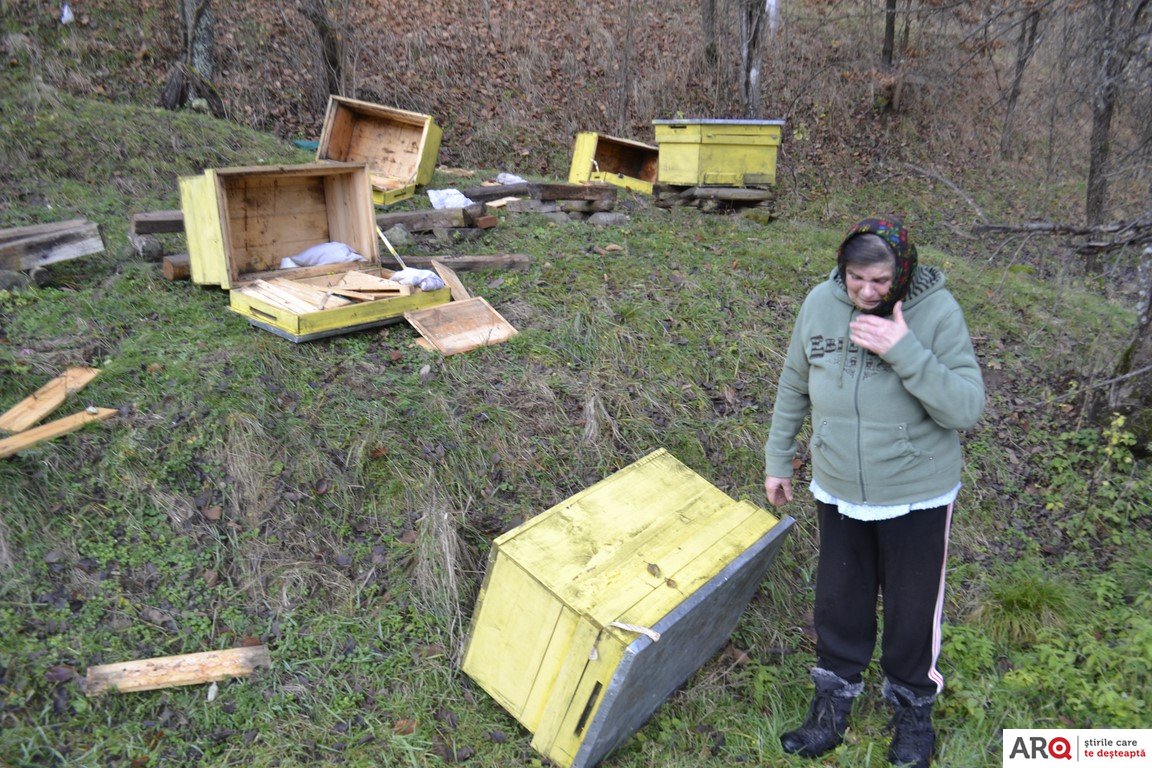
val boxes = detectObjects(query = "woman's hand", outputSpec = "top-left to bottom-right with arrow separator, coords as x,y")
764,476 -> 794,507
850,300 -> 909,356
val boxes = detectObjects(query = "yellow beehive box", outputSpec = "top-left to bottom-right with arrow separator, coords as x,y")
316,96 -> 443,206
462,449 -> 794,768
178,161 -> 449,342
568,131 -> 659,194
653,118 -> 785,187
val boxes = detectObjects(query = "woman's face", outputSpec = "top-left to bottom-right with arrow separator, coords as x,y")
845,260 -> 895,311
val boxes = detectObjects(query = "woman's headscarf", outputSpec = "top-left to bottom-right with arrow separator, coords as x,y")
835,216 -> 918,317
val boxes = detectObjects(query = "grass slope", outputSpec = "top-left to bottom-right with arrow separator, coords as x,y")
2,65 -> 1151,768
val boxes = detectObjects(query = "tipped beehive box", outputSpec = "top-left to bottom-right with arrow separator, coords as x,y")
568,131 -> 660,194
316,96 -> 442,206
652,118 -> 785,187
178,161 -> 449,342
462,449 -> 794,768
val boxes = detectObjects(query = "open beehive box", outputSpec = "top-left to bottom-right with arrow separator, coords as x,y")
652,118 -> 785,187
178,161 -> 450,342
316,96 -> 443,206
462,449 -> 794,768
568,131 -> 659,194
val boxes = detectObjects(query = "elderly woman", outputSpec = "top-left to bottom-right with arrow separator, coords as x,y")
763,217 -> 984,768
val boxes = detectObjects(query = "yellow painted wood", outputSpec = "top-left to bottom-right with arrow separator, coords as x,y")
653,119 -> 784,187
568,132 -> 658,194
461,449 -> 782,768
178,169 -> 229,287
229,285 -> 450,337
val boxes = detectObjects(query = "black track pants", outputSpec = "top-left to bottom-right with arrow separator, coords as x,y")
813,499 -> 952,698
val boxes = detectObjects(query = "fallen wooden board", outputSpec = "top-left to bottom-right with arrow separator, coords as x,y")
0,219 -> 105,271
81,645 -> 271,695
430,259 -> 471,302
460,182 -> 533,202
0,407 -> 117,459
0,367 -> 100,434
405,296 -> 518,356
535,182 -> 617,202
680,186 -> 774,202
394,254 -> 530,272
266,278 -> 354,309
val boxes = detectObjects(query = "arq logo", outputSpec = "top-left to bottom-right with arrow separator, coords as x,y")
1009,735 -> 1073,760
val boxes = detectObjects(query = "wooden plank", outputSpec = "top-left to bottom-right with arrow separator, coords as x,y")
130,210 -> 184,235
81,645 -> 271,695
430,259 -> 471,302
249,280 -> 326,313
0,220 -> 105,271
472,215 -> 499,229
0,407 -> 117,459
395,253 -> 530,272
682,186 -> 773,202
162,253 -> 191,281
266,278 -> 353,309
376,208 -> 467,232
404,296 -> 518,356
0,367 -> 101,434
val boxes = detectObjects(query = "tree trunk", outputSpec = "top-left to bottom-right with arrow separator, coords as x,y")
882,0 -> 897,70
1105,246 -> 1152,450
702,0 -> 718,66
739,0 -> 768,118
300,0 -> 344,108
1000,8 -> 1041,160
185,0 -> 214,81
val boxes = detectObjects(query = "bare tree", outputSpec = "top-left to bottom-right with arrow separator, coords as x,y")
999,4 -> 1044,159
702,0 -> 719,66
739,0 -> 770,117
1084,0 -> 1151,248
299,0 -> 347,110
882,0 -> 898,70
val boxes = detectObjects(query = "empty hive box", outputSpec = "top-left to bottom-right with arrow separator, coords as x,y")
652,118 -> 785,187
316,96 -> 442,206
568,131 -> 660,194
178,161 -> 450,342
462,449 -> 794,768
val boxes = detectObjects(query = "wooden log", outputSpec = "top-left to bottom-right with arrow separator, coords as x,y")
375,207 -> 467,233
534,183 -> 617,203
130,210 -> 185,236
0,367 -> 100,434
0,407 -> 117,459
162,253 -> 191,281
459,182 -> 532,202
472,215 -> 499,229
81,645 -> 272,695
394,254 -> 530,272
0,219 -> 105,271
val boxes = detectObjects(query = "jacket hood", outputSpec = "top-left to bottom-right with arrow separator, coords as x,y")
835,216 -> 918,316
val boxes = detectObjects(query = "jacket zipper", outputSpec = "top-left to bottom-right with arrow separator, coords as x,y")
853,339 -> 867,502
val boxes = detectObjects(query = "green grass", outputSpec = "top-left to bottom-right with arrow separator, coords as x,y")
2,54 -> 1151,768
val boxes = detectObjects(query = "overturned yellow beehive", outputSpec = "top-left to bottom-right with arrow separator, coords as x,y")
653,118 -> 785,187
462,449 -> 794,768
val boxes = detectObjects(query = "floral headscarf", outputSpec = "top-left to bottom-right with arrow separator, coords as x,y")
835,216 -> 918,317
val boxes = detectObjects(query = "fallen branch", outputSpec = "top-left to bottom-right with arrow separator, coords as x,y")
899,163 -> 988,224
82,645 -> 271,695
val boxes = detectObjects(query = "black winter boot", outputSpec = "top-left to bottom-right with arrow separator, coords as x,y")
780,668 -> 863,757
885,680 -> 936,767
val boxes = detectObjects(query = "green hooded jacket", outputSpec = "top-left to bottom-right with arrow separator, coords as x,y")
764,261 -> 985,506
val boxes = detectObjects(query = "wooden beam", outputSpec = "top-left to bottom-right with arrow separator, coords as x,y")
394,253 -> 530,272
162,253 -> 191,281
130,210 -> 185,236
459,182 -> 533,202
81,645 -> 272,695
534,183 -> 617,202
0,220 -> 105,271
376,207 -> 467,232
681,186 -> 774,202
0,407 -> 117,459
0,367 -> 100,434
